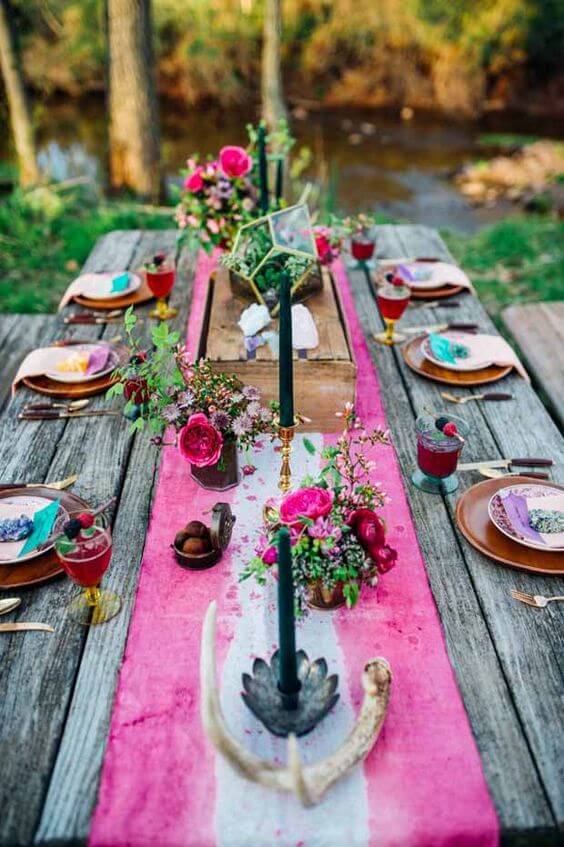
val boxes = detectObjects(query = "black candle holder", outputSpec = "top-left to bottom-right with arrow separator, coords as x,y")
241,649 -> 339,738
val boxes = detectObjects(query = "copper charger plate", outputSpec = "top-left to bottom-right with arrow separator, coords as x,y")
22,340 -> 129,399
0,486 -> 89,589
456,476 -> 564,575
401,335 -> 512,386
73,271 -> 155,310
372,264 -> 465,300
410,283 -> 465,300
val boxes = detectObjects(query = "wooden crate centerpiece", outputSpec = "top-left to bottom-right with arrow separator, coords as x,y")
198,265 -> 356,432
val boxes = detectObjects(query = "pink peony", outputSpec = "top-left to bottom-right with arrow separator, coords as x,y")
184,167 -> 204,193
207,218 -> 220,234
280,487 -> 334,526
348,508 -> 386,559
219,146 -> 253,179
262,545 -> 278,565
178,412 -> 223,467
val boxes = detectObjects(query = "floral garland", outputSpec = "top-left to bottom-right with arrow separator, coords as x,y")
242,404 -> 397,613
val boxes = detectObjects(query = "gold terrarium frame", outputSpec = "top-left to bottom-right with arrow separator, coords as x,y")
228,203 -> 319,316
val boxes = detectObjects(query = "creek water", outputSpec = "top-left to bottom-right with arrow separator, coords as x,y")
2,97 -> 562,232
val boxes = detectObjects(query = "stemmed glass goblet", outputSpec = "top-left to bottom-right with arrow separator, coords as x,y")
374,275 -> 411,345
54,511 -> 121,625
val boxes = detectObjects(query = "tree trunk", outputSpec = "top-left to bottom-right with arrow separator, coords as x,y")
0,0 -> 40,187
107,0 -> 162,201
261,0 -> 287,129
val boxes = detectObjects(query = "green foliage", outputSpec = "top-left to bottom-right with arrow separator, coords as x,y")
443,215 -> 564,319
10,0 -> 563,113
0,186 -> 172,313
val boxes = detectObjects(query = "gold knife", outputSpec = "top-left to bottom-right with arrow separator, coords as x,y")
0,622 -> 54,633
458,458 -> 553,471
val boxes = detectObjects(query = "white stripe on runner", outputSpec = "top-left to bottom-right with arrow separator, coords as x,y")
214,434 -> 370,847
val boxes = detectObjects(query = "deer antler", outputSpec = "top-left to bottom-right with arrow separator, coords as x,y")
200,601 -> 392,806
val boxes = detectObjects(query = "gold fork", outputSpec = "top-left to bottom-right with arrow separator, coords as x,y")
510,589 -> 564,608
26,475 -> 78,490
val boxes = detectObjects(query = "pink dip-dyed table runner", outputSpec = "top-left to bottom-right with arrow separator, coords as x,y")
90,256 -> 498,847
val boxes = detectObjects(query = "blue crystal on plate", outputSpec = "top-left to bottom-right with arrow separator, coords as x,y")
0,514 -> 34,542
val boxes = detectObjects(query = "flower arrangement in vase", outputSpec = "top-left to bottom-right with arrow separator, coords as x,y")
175,145 -> 258,253
242,404 -> 397,613
108,309 -> 274,490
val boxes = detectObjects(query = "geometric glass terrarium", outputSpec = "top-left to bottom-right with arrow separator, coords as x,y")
221,203 -> 320,315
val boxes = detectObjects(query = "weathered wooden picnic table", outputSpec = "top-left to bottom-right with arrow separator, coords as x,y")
0,227 -> 562,847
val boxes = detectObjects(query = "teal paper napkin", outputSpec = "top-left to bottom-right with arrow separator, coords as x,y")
111,272 -> 130,293
18,498 -> 61,558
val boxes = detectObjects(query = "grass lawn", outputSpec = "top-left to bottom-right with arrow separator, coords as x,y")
0,187 -> 173,313
443,216 -> 564,320
0,185 -> 562,318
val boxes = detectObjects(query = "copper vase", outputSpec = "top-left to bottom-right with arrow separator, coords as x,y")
306,580 -> 346,611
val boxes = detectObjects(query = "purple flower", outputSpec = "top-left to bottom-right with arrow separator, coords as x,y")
177,389 -> 195,409
211,410 -> 230,431
162,404 -> 180,424
242,385 -> 261,401
246,401 -> 261,418
232,413 -> 252,436
307,517 -> 342,542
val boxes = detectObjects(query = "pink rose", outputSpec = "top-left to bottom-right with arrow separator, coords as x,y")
279,487 -> 334,526
348,509 -> 386,559
178,412 -> 223,467
184,166 -> 204,193
207,218 -> 220,234
219,146 -> 253,179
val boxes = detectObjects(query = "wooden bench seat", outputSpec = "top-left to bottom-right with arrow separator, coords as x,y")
502,301 -> 564,431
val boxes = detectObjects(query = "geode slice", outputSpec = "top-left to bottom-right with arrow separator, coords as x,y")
529,508 -> 564,534
0,514 -> 34,542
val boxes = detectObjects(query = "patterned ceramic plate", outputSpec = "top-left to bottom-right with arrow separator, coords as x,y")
421,333 -> 492,372
488,483 -> 564,552
46,344 -> 120,384
80,271 -> 141,301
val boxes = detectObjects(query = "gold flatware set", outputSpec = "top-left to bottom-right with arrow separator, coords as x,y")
0,598 -> 53,633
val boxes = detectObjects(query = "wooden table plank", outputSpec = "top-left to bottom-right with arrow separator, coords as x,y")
35,230 -> 196,845
347,238 -> 557,841
351,225 -> 563,842
0,231 -> 145,846
388,226 -> 564,829
502,301 -> 564,432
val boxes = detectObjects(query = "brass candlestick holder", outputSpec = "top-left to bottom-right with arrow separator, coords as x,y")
277,420 -> 297,493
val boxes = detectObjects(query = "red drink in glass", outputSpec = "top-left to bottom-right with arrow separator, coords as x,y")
55,512 -> 121,625
59,527 -> 112,587
145,253 -> 178,320
146,266 -> 175,298
351,236 -> 376,262
374,279 -> 411,345
412,413 -> 469,494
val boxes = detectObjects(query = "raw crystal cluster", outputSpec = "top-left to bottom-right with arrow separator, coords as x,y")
529,508 -> 564,534
0,514 -> 34,542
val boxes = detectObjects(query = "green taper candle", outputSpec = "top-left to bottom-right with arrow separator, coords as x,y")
277,526 -> 299,698
275,157 -> 283,206
258,122 -> 269,214
278,271 -> 294,427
